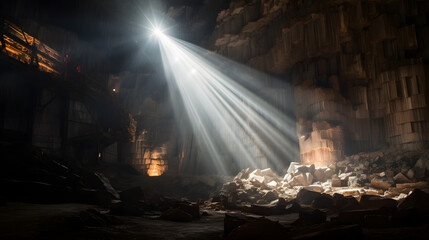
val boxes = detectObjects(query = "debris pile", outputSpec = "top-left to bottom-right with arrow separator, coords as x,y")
214,149 -> 429,209
223,188 -> 429,239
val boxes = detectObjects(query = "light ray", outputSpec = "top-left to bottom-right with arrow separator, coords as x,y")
156,32 -> 298,175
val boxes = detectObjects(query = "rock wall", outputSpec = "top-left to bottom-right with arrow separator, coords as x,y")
210,0 -> 429,167
112,72 -> 178,175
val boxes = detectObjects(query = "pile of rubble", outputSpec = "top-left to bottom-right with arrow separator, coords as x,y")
214,149 -> 429,208
215,149 -> 429,239
223,188 -> 429,239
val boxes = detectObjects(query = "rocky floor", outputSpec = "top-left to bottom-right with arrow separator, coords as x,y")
1,201 -> 428,240
1,145 -> 429,239
0,202 -> 297,240
0,202 -> 225,240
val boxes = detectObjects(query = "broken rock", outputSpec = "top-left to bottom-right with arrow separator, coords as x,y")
359,195 -> 397,209
414,155 -> 429,172
393,173 -> 412,183
289,173 -> 306,186
289,172 -> 313,186
333,193 -> 360,211
331,175 -> 342,187
397,189 -> 429,215
406,169 -> 415,179
260,168 -> 279,179
370,177 -> 392,190
287,162 -> 301,174
313,168 -> 326,182
311,193 -> 334,209
396,181 -> 429,189
282,173 -> 293,182
94,172 -> 120,199
296,189 -> 321,205
262,190 -> 278,202
348,176 -> 360,187
234,168 -> 252,180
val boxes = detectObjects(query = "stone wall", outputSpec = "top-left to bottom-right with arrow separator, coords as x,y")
210,0 -> 429,167
113,72 -> 178,175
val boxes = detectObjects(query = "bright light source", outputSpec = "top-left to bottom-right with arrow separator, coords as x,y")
153,27 -> 165,38
112,88 -> 116,92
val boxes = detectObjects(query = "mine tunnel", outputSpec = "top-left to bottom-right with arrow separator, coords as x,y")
1,0 -> 429,239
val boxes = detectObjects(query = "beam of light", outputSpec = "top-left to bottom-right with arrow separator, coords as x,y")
152,27 -> 165,38
157,34 -> 298,175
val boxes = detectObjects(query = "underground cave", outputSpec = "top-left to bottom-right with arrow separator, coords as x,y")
1,0 -> 429,239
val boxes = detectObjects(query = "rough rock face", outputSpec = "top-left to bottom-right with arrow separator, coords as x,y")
210,0 -> 429,167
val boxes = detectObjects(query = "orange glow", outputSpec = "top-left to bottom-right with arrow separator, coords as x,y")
147,160 -> 167,176
129,139 -> 167,176
147,164 -> 161,176
2,20 -> 62,75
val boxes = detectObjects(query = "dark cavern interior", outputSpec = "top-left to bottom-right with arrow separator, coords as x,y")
1,0 -> 429,239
